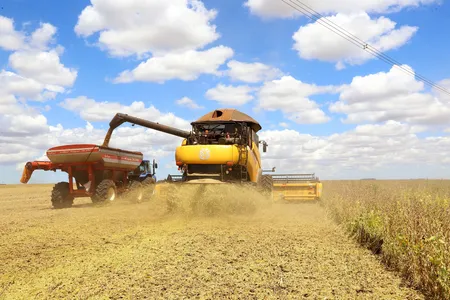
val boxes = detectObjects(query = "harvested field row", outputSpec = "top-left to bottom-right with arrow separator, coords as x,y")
1,184 -> 423,299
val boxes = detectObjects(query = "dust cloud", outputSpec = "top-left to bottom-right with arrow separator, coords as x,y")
154,183 -> 272,217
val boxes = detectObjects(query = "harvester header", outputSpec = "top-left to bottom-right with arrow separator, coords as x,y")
271,173 -> 322,202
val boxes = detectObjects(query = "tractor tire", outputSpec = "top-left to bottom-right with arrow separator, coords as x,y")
142,177 -> 156,196
91,179 -> 117,203
51,182 -> 74,209
260,175 -> 273,197
142,177 -> 156,186
129,181 -> 144,203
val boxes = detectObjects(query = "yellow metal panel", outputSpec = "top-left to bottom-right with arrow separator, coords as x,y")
272,182 -> 321,202
175,145 -> 240,165
173,141 -> 263,184
245,143 -> 261,183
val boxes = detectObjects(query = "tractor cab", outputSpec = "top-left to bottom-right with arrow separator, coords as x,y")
129,159 -> 158,182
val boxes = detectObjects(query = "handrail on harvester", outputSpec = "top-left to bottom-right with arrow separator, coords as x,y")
271,173 -> 319,183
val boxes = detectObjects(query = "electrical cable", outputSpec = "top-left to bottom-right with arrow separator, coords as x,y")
281,0 -> 450,96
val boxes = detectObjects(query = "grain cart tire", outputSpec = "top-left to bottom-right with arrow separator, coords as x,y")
92,179 -> 117,203
129,181 -> 144,203
51,182 -> 74,209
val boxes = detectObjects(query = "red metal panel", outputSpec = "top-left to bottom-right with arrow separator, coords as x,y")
68,166 -> 74,193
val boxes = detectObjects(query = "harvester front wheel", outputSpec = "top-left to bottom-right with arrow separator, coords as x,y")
260,175 -> 273,197
51,182 -> 74,209
92,179 -> 117,203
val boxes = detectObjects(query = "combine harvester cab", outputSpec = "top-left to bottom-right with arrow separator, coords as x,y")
20,144 -> 158,209
271,173 -> 323,203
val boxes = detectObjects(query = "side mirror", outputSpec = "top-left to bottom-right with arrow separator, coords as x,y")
260,141 -> 268,153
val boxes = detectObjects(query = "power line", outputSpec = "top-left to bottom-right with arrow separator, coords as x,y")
285,0 -> 444,92
281,0 -> 450,96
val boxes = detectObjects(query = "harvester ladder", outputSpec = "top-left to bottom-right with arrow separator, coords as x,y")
238,145 -> 248,181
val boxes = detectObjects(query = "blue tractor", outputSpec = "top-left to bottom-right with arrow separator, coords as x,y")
128,159 -> 158,187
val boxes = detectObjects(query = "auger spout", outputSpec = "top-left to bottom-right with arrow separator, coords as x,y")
103,113 -> 191,147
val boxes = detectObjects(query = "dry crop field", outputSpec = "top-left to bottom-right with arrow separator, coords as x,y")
324,180 -> 450,300
0,182 -> 434,299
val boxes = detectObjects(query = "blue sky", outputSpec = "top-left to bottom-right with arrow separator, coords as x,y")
1,0 -> 450,184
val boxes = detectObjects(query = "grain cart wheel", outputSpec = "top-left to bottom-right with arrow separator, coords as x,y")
92,179 -> 117,203
129,181 -> 144,203
260,175 -> 273,198
51,182 -> 74,209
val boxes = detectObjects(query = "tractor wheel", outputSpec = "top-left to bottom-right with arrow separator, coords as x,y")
142,177 -> 156,186
51,182 -> 74,209
260,175 -> 273,197
129,181 -> 144,203
142,177 -> 156,196
92,179 -> 117,203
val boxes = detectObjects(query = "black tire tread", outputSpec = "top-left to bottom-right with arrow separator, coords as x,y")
51,182 -> 74,209
142,177 -> 156,186
129,180 -> 144,203
92,179 -> 116,203
260,175 -> 273,192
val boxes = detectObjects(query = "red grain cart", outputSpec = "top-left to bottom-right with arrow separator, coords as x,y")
21,144 -> 147,209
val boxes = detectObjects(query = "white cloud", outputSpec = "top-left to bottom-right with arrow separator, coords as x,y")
29,23 -> 57,50
259,121 -> 450,179
75,0 -> 220,57
175,97 -> 204,109
292,13 -> 418,69
279,122 -> 289,128
0,104 -> 49,139
0,17 -> 75,163
244,0 -> 438,19
330,65 -> 450,126
257,76 -> 336,124
0,70 -> 51,101
205,84 -> 255,106
60,96 -> 191,130
1,96 -> 192,169
114,46 -> 233,83
0,16 -> 25,51
227,60 -> 283,83
0,20 -> 77,98
9,50 -> 77,87
1,120 -> 184,167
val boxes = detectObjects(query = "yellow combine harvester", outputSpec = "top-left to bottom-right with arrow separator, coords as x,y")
270,173 -> 323,202
104,108 -> 322,203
